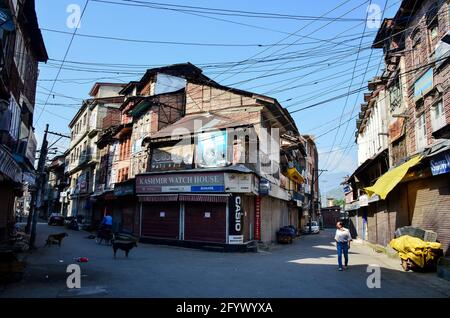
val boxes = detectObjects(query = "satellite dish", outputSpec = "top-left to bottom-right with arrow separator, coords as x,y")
0,8 -> 15,32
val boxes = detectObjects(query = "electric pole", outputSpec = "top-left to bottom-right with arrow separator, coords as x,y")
29,124 -> 49,249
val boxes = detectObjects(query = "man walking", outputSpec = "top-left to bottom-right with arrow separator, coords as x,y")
335,221 -> 352,271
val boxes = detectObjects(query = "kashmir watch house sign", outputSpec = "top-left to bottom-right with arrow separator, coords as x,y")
136,172 -> 225,193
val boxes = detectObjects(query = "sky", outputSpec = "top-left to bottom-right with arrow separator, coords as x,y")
33,0 -> 402,195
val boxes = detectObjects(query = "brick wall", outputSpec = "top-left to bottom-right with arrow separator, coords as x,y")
403,0 -> 450,155
185,83 -> 256,114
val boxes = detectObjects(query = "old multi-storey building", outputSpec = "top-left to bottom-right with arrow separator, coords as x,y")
345,0 -> 450,256
301,135 -> 320,230
66,83 -> 124,221
76,63 -> 313,250
42,155 -> 67,217
0,0 -> 47,240
132,63 -> 305,249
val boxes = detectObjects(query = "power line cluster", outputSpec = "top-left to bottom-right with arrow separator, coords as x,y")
38,0 -> 438,173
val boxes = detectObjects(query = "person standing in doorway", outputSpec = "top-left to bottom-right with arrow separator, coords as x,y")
335,221 -> 352,271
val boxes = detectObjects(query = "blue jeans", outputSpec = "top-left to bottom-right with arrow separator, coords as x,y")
337,242 -> 349,268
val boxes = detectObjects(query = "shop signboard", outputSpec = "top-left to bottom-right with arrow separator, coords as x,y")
22,171 -> 36,187
0,145 -> 22,183
368,194 -> 380,203
430,150 -> 450,176
25,131 -> 37,165
228,194 -> 244,244
359,194 -> 368,207
259,178 -> 270,195
224,173 -> 253,193
151,143 -> 193,171
255,196 -> 261,241
136,172 -> 224,193
114,181 -> 134,196
343,184 -> 351,194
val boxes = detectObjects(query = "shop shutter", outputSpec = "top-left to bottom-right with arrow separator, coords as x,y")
367,204 -> 377,245
408,174 -> 450,256
141,202 -> 180,239
375,201 -> 389,247
184,202 -> 226,243
122,204 -> 134,233
386,184 -> 409,236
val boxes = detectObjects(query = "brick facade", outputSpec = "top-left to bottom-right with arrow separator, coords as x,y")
403,0 -> 450,154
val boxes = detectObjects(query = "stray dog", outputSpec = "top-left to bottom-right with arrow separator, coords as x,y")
45,232 -> 68,247
112,240 -> 137,258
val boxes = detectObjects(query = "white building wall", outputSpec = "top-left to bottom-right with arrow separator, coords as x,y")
357,88 -> 389,165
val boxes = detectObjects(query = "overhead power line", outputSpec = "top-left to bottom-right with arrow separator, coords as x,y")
35,0 -> 90,125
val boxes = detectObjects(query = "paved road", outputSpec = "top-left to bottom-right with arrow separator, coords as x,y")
1,223 -> 449,298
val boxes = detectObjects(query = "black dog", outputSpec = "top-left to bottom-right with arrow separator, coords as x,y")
112,240 -> 137,258
45,232 -> 68,247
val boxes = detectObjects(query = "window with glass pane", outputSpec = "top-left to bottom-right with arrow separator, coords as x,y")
389,78 -> 402,111
432,100 -> 446,131
416,113 -> 427,149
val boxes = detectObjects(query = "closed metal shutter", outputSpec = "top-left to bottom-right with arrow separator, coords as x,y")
184,202 -> 226,243
141,202 -> 180,239
375,201 -> 389,247
122,205 -> 134,233
367,204 -> 377,244
408,174 -> 450,256
386,184 -> 409,236
357,214 -> 363,239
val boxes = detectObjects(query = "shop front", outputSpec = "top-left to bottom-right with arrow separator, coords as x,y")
136,170 -> 258,250
114,180 -> 137,234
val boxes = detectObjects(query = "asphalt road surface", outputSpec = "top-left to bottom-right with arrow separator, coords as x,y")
1,223 -> 449,298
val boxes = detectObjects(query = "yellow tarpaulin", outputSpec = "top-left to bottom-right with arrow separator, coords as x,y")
389,235 -> 442,268
364,155 -> 422,200
286,167 -> 305,184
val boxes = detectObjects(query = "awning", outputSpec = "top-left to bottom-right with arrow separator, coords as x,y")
179,194 -> 230,203
364,155 -> 423,200
286,166 -> 304,184
139,194 -> 178,202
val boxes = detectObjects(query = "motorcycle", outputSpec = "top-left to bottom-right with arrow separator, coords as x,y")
65,217 -> 79,231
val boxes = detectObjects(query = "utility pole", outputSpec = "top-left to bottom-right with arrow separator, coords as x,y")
309,168 -> 327,234
29,124 -> 49,249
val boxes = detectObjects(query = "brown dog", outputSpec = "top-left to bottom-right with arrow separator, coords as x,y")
45,232 -> 68,247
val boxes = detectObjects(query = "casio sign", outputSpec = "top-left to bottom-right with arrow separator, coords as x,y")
235,196 -> 242,232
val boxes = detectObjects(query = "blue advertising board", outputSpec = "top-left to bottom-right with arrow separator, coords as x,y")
197,130 -> 228,168
191,185 -> 225,192
430,150 -> 450,176
259,178 -> 270,195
